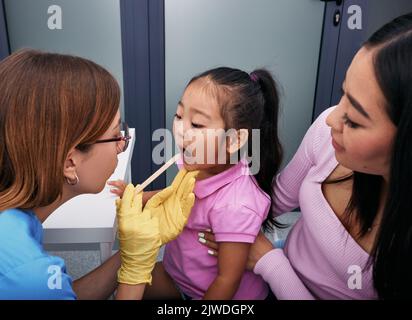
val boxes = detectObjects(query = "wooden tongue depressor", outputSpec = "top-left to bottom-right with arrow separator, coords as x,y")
134,153 -> 180,194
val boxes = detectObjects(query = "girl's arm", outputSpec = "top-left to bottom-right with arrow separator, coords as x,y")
203,242 -> 250,300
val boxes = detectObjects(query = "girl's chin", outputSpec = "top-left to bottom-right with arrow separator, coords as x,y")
182,161 -> 201,171
182,156 -> 207,171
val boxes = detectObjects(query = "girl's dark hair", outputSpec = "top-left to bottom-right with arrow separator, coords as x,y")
343,13 -> 412,299
188,67 -> 283,231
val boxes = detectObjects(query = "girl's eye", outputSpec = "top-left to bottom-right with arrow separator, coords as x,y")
191,122 -> 204,129
343,113 -> 360,129
174,114 -> 182,120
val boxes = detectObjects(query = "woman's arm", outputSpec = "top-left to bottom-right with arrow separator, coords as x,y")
249,233 -> 315,299
203,242 -> 250,300
202,231 -> 315,300
272,108 -> 330,215
254,248 -> 315,300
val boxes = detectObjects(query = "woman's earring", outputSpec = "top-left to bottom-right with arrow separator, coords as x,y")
66,173 -> 79,186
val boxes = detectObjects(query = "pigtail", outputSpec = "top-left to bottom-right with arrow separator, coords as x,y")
250,70 -> 283,231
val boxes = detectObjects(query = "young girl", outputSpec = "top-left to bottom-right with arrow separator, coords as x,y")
109,67 -> 282,299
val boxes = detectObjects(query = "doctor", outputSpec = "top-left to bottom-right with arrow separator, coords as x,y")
0,49 -> 197,300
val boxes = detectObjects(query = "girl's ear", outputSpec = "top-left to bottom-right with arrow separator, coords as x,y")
226,129 -> 248,154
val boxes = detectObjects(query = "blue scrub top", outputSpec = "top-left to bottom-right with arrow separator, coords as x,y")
0,208 -> 76,299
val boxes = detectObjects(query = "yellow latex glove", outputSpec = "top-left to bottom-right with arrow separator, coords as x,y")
116,184 -> 161,285
145,168 -> 199,244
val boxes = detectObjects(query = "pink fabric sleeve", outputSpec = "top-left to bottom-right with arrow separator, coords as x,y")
209,204 -> 265,243
254,249 -> 315,299
271,108 -> 331,216
256,108 -> 333,299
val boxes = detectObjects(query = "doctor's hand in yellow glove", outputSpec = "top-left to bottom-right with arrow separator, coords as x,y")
116,169 -> 198,289
145,169 -> 198,244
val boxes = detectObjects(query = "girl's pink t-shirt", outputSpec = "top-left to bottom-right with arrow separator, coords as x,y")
163,158 -> 271,299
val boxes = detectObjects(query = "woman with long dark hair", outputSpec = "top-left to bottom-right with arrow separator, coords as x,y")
202,13 -> 412,299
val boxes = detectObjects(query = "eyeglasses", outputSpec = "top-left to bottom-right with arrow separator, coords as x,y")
93,122 -> 131,153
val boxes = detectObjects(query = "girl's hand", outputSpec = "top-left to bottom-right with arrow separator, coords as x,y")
107,179 -> 127,197
200,230 -> 275,271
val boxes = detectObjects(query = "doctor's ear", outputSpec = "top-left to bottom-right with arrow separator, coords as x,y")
226,129 -> 249,154
63,148 -> 80,185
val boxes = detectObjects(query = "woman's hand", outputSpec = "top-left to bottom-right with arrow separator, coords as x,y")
200,230 -> 275,271
116,169 -> 198,285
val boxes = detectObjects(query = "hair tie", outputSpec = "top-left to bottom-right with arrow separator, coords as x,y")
250,72 -> 259,83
